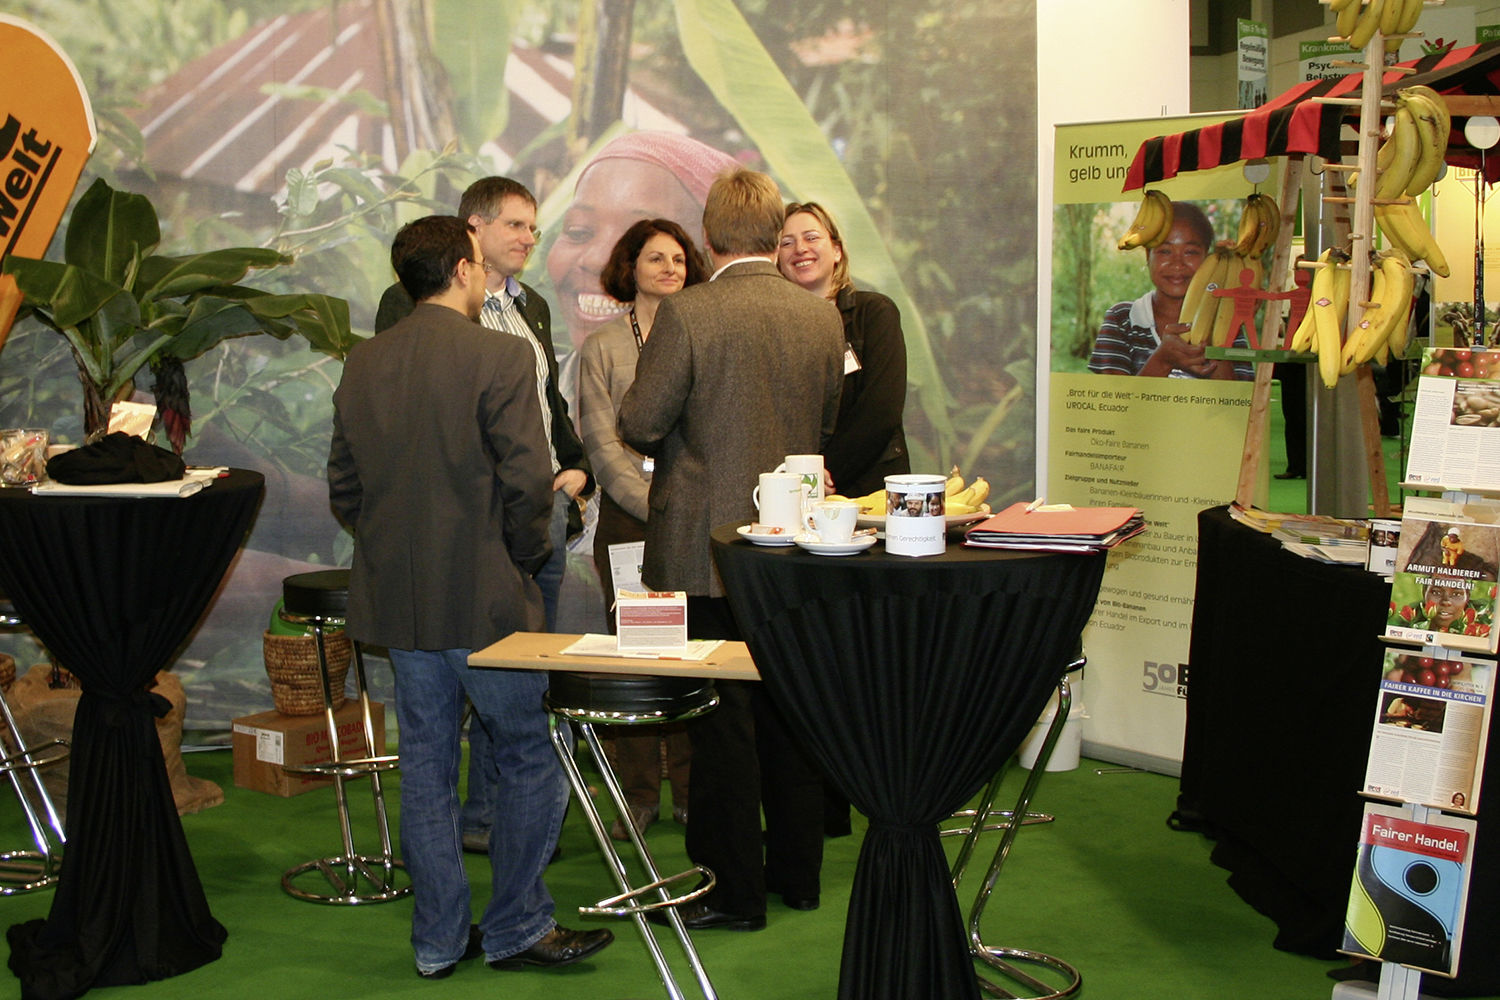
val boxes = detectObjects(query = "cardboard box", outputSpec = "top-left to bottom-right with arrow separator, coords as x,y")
232,701 -> 385,797
615,590 -> 687,654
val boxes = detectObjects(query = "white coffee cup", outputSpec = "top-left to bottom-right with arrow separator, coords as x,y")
883,473 -> 946,557
811,500 -> 860,545
752,472 -> 804,532
775,454 -> 824,527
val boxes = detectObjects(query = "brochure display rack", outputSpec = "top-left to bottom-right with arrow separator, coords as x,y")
1343,347 -> 1500,997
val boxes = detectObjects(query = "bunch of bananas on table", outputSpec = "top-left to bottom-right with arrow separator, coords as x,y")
1332,0 -> 1425,53
1178,193 -> 1279,347
1355,84 -> 1452,278
1287,246 -> 1416,389
1116,190 -> 1174,251
829,467 -> 991,517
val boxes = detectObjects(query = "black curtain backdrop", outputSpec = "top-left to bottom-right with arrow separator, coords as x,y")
0,471 -> 263,1000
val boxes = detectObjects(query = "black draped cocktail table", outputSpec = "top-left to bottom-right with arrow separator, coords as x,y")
0,470 -> 263,1000
710,523 -> 1105,1000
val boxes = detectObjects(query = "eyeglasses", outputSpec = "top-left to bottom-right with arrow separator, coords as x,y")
499,219 -> 541,239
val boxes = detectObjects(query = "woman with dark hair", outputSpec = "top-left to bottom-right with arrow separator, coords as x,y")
777,202 -> 910,499
576,217 -> 707,840
1088,200 -> 1249,380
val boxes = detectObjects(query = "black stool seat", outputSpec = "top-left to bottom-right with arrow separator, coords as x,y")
547,672 -> 716,719
282,569 -> 351,620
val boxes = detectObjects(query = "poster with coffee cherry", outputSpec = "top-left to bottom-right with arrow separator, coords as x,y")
1385,497 -> 1500,656
1363,650 -> 1494,816
1404,348 -> 1500,491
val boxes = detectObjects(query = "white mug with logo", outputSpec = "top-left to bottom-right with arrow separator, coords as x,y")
811,500 -> 860,544
883,473 -> 946,557
775,454 -> 824,526
752,472 -> 805,533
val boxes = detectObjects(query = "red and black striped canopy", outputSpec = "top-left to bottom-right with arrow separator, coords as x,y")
1124,40 -> 1500,192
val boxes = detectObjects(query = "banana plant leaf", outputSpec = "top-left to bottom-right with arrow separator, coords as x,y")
136,247 -> 292,301
673,0 -> 957,456
432,0 -> 514,156
62,178 -> 160,287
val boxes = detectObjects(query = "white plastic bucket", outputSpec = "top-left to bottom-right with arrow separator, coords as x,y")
1018,683 -> 1087,772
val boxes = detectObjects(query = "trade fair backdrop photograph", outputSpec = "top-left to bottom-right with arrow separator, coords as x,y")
0,0 -> 1039,734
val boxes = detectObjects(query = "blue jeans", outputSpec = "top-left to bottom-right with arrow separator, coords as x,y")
390,647 -> 567,972
464,489 -> 571,839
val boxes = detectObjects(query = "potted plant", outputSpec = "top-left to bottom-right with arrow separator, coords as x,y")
1,178 -> 358,452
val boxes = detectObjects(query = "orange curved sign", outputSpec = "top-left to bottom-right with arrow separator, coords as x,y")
0,15 -> 97,349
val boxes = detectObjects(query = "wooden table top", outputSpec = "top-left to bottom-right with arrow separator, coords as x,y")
468,631 -> 760,681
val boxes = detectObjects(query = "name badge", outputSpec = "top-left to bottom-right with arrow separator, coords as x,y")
843,346 -> 862,375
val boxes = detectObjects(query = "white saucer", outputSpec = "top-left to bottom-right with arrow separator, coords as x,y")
737,524 -> 796,547
794,534 -> 877,556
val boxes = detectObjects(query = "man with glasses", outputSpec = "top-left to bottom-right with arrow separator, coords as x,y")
332,215 -> 613,979
376,177 -> 594,854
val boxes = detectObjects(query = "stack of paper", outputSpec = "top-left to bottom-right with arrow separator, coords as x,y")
964,502 -> 1145,553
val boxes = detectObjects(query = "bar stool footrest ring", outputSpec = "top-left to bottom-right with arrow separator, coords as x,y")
578,864 -> 715,918
973,942 -> 1081,1000
283,754 -> 400,777
281,854 -> 411,905
0,739 -> 71,775
0,851 -> 60,895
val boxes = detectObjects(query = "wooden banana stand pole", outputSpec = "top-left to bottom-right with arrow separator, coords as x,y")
1233,22 -> 1420,519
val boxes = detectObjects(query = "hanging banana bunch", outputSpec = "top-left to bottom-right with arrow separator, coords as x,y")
1117,190 -> 1174,251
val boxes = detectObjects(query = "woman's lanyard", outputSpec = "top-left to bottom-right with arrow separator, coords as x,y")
629,306 -> 644,351
628,305 -> 653,475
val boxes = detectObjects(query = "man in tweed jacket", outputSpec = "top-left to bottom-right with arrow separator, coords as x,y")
619,168 -> 844,928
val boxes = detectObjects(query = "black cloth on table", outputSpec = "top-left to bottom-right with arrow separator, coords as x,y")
711,524 -> 1105,1000
1181,505 -> 1500,996
0,470 -> 263,1000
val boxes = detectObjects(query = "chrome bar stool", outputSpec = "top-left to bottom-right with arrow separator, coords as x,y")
0,592 -> 68,894
277,570 -> 409,904
546,670 -> 721,1000
949,650 -> 1086,1000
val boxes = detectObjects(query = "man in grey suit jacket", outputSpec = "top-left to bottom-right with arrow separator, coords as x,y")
619,168 -> 845,929
329,216 -> 612,978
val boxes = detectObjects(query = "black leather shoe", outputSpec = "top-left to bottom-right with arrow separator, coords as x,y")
487,925 -> 614,970
780,893 -> 820,911
1273,470 -> 1305,480
417,924 -> 483,979
649,900 -> 766,931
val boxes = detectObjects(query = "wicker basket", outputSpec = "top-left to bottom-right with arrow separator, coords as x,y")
263,630 -> 350,715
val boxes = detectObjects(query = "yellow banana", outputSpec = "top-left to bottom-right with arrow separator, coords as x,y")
1311,249 -> 1350,389
1357,253 -> 1415,365
1376,249 -> 1416,358
1117,190 -> 1173,251
944,466 -> 964,497
1399,86 -> 1450,196
1287,287 -> 1318,353
1341,263 -> 1386,370
1375,198 -> 1450,276
1185,249 -> 1232,345
1180,246 -> 1225,326
1251,193 -> 1280,257
1234,199 -> 1262,256
966,477 -> 990,506
1376,105 -> 1421,202
1337,0 -> 1362,40
1396,0 -> 1424,34
1329,0 -> 1358,11
1348,0 -> 1387,49
1380,0 -> 1405,35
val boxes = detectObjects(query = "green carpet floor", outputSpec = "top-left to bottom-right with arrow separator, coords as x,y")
1,748 -> 1374,999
